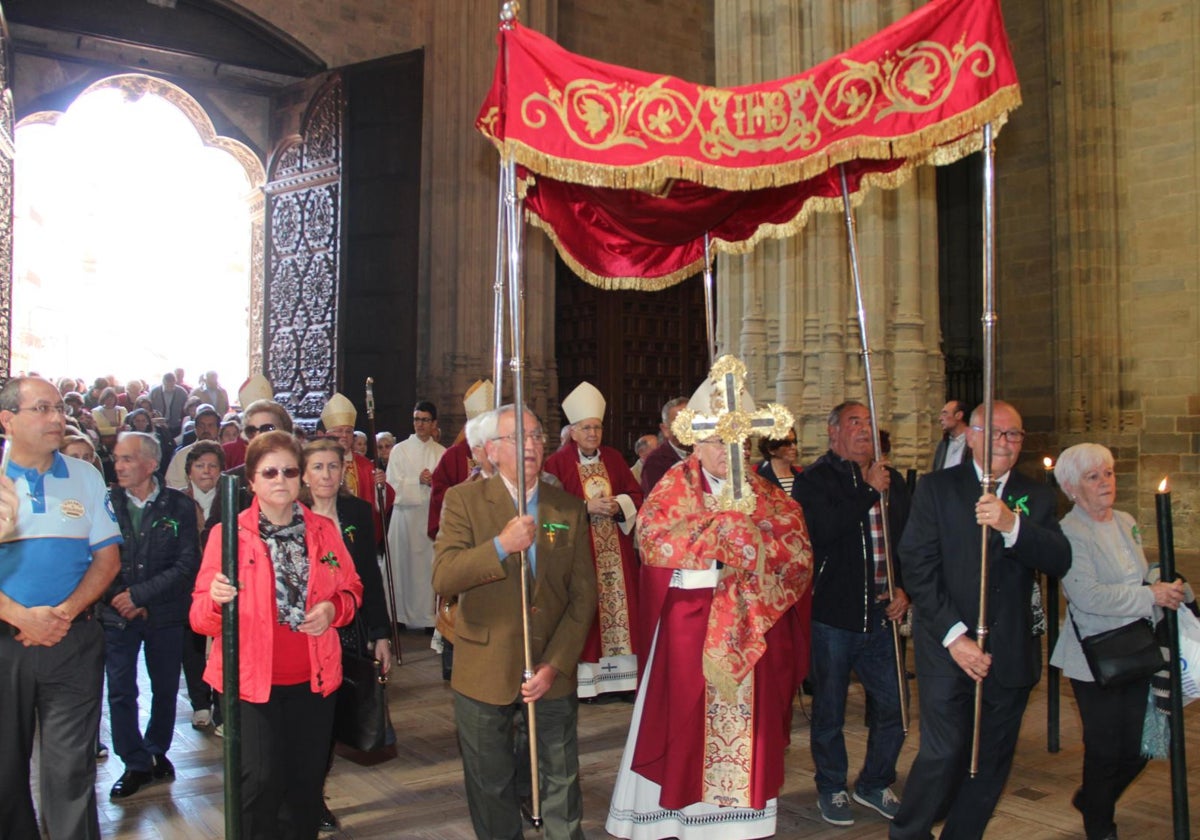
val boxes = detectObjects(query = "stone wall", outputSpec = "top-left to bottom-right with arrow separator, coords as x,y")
997,0 -> 1200,565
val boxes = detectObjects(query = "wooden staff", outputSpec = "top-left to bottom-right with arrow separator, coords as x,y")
365,377 -> 402,660
838,165 -> 909,734
970,123 -> 998,778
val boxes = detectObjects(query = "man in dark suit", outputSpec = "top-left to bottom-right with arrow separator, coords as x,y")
433,405 -> 597,840
931,400 -> 972,471
890,401 -> 1071,840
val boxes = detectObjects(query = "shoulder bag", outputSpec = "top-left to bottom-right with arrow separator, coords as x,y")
1070,608 -> 1164,689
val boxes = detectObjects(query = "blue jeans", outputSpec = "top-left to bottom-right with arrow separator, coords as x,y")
810,617 -> 905,795
104,619 -> 184,772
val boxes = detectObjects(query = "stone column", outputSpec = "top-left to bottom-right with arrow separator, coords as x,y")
1046,0 -> 1121,435
421,2 -> 559,434
713,0 -> 942,470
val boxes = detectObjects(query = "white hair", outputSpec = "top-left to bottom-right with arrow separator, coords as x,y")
1054,442 -> 1114,490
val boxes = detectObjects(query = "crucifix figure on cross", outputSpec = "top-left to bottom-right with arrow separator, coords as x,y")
671,355 -> 794,513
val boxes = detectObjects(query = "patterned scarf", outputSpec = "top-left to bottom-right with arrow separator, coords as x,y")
260,504 -> 309,631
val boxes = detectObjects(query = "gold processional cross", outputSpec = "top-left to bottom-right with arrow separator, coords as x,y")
672,355 -> 794,513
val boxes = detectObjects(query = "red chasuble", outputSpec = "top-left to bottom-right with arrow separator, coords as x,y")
428,438 -> 474,541
633,455 -> 811,810
543,440 -> 644,673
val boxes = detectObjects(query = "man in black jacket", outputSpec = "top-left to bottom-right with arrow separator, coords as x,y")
101,432 -> 199,800
794,401 -> 911,827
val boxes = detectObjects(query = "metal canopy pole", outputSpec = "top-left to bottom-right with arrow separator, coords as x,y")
702,232 -> 716,366
838,164 -> 909,735
970,123 -> 998,778
501,150 -> 542,828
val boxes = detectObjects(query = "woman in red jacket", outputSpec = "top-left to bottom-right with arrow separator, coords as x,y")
191,431 -> 362,839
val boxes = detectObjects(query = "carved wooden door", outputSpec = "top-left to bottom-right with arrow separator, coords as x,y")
263,51 -> 423,432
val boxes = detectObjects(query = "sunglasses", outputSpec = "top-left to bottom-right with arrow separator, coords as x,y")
245,423 -> 277,437
257,466 -> 300,480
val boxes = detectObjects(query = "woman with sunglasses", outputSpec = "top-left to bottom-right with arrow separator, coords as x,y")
190,430 -> 363,839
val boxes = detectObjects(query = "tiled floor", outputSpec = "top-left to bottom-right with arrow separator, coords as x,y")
32,629 -> 1199,838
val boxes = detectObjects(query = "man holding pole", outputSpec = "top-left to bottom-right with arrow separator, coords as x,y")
890,401 -> 1070,840
432,404 -> 596,840
793,400 -> 910,826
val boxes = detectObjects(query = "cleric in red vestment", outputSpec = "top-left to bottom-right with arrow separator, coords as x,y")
607,364 -> 812,840
543,381 -> 643,698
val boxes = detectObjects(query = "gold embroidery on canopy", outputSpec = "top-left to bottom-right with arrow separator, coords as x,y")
517,38 -> 1001,158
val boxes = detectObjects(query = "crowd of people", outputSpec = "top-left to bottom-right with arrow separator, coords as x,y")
0,366 -> 1192,840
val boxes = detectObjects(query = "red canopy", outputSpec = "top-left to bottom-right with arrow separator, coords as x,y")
478,0 -> 1020,290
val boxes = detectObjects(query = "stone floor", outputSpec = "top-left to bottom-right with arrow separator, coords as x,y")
35,629 -> 1198,838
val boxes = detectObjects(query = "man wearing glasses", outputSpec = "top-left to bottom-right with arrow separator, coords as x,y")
891,401 -> 1070,839
433,404 -> 595,840
384,400 -> 445,631
0,376 -> 123,838
218,375 -> 280,470
543,381 -> 642,699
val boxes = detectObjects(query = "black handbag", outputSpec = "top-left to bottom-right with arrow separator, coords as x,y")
1071,610 -> 1164,689
333,617 -> 389,752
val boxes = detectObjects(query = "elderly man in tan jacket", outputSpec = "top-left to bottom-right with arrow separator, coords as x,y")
433,404 -> 596,840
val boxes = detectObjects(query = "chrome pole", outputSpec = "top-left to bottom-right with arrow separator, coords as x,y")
838,165 -> 909,735
702,231 -> 716,366
502,154 -> 542,828
971,123 -> 997,778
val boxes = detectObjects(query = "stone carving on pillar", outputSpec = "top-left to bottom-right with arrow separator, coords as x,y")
714,0 -> 941,471
264,75 -> 343,425
1047,3 -> 1121,435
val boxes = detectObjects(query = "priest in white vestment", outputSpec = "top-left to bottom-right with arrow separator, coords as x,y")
386,400 -> 445,628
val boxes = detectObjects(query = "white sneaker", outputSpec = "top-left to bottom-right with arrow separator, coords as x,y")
214,723 -> 224,738
191,709 -> 212,729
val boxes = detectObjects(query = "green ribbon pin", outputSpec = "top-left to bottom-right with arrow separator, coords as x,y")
1006,494 -> 1030,516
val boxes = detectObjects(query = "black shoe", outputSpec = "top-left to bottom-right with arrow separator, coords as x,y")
319,802 -> 339,833
152,754 -> 175,780
110,769 -> 154,800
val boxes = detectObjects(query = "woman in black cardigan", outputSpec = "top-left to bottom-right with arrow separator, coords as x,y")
301,438 -> 393,831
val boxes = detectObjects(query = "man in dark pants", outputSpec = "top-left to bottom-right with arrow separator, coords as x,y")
102,431 -> 200,799
794,400 -> 911,827
433,405 -> 596,840
890,401 -> 1071,840
0,376 -> 123,839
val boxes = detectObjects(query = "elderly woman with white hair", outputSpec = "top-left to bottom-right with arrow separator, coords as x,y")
1050,442 -> 1186,840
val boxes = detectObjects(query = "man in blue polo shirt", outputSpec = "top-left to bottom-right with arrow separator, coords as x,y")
0,376 -> 122,840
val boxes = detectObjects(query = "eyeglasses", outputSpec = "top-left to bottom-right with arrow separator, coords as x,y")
492,432 -> 547,446
244,423 -> 277,437
257,466 -> 300,480
970,426 -> 1026,443
576,424 -> 603,434
12,403 -> 67,416
412,416 -> 435,424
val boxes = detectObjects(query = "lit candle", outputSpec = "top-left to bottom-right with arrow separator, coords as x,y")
1156,477 -> 1175,582
1043,456 -> 1055,486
